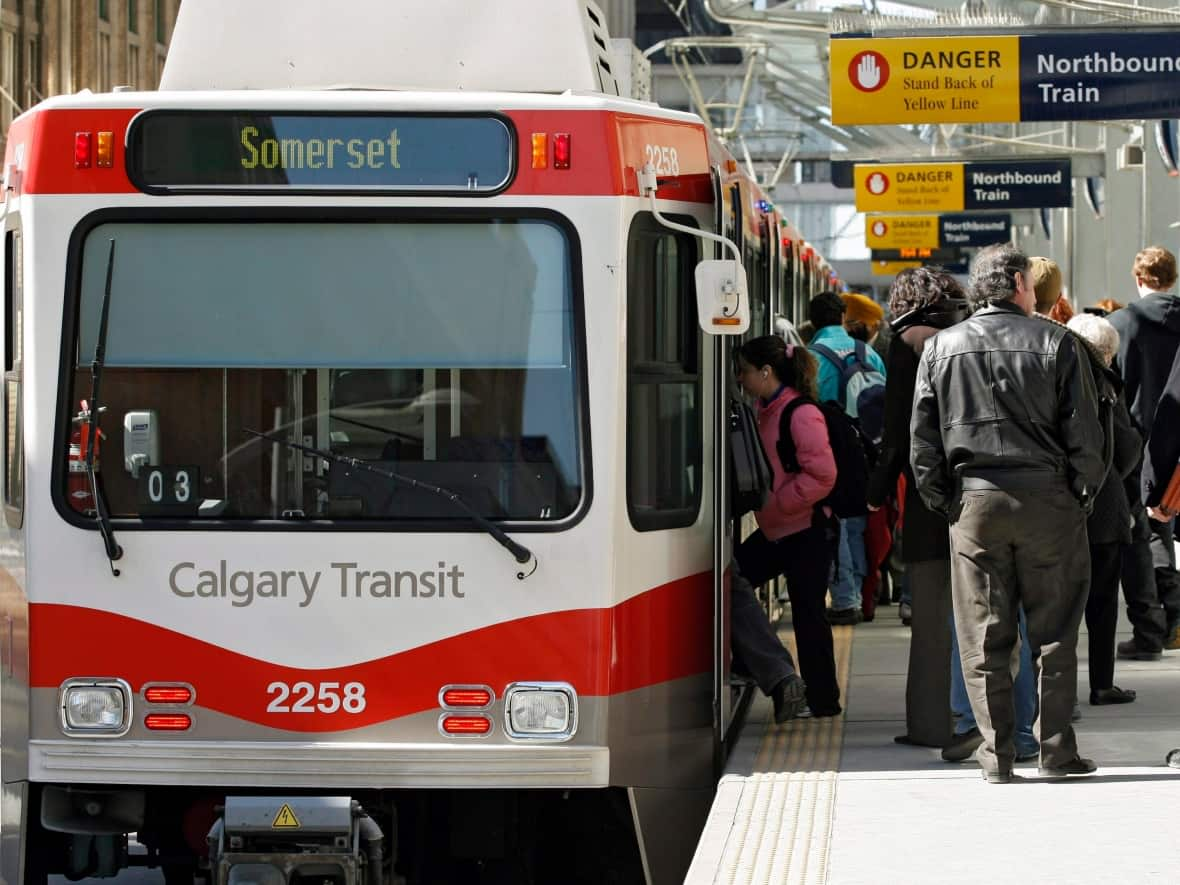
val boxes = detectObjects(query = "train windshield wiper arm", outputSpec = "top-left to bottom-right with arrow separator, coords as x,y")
243,429 -> 537,579
85,239 -> 124,577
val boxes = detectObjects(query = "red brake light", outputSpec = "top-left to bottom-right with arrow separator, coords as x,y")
144,685 -> 193,704
441,715 -> 491,735
553,133 -> 571,169
442,688 -> 492,708
74,132 -> 92,168
144,713 -> 192,731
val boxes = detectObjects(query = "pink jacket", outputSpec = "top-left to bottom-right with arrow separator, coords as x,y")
755,387 -> 837,540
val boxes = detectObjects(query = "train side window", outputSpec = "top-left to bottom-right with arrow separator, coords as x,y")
3,229 -> 24,528
626,212 -> 702,532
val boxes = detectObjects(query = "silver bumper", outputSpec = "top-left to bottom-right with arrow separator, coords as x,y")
29,739 -> 610,788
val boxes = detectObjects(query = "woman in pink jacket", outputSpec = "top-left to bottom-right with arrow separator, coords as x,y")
735,335 -> 842,716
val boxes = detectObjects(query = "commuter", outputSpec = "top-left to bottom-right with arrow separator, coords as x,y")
868,267 -> 964,748
842,291 -> 885,346
1095,298 -> 1124,315
735,336 -> 842,717
807,291 -> 887,626
844,292 -> 891,622
1067,313 -> 1142,705
911,243 -> 1105,783
1146,352 -> 1180,769
730,556 -> 808,723
1143,346 -> 1180,522
1030,258 -> 1114,720
1108,246 -> 1180,658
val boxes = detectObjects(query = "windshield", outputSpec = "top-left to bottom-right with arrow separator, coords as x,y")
61,215 -> 585,524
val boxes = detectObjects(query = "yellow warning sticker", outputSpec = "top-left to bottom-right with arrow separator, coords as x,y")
272,804 -> 301,829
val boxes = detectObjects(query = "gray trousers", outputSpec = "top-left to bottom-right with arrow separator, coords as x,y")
948,486 -> 1089,773
731,560 -> 797,695
904,559 -> 954,747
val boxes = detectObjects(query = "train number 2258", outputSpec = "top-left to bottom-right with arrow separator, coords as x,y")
644,143 -> 680,176
266,681 -> 367,714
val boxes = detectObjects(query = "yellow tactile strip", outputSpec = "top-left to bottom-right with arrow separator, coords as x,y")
687,623 -> 855,885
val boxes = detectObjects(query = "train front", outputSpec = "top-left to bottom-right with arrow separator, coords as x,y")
13,95 -> 715,885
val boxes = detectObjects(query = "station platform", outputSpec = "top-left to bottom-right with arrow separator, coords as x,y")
687,606 -> 1180,885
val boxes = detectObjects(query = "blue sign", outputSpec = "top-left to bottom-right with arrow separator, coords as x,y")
939,213 -> 1011,246
962,160 -> 1071,210
1021,32 -> 1180,122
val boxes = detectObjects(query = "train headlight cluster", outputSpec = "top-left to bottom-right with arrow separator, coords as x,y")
59,678 -> 131,735
503,683 -> 577,741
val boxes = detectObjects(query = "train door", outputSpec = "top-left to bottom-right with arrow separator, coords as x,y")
0,213 -> 28,885
710,169 -> 739,760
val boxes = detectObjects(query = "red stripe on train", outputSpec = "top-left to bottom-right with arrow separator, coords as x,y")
11,108 -> 713,202
29,571 -> 711,732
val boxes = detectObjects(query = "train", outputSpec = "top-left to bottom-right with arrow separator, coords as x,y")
0,2 -> 839,882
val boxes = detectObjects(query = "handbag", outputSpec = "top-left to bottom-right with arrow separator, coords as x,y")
729,398 -> 773,518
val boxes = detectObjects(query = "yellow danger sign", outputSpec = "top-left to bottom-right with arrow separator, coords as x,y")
865,215 -> 940,250
855,164 -> 964,213
830,36 -> 1021,125
272,804 -> 301,829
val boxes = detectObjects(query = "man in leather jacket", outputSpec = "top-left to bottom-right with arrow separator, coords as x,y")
910,244 -> 1106,784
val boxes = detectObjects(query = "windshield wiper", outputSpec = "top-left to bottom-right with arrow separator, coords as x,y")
86,239 -> 124,577
243,429 -> 538,580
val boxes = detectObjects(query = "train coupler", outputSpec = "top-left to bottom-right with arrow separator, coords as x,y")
206,796 -> 387,885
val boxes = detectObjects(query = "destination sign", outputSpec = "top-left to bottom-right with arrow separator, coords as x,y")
128,112 -> 515,193
870,248 -> 961,262
855,161 -> 1071,212
831,32 -> 1180,124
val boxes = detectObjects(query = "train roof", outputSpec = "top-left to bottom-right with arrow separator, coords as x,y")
161,0 -> 627,97
20,88 -> 697,122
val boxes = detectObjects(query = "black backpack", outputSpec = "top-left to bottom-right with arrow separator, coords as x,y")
777,396 -> 870,519
728,397 -> 774,518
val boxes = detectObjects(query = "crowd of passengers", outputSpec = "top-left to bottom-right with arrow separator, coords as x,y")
731,242 -> 1180,782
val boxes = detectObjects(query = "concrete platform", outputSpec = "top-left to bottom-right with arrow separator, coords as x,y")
688,605 -> 1180,885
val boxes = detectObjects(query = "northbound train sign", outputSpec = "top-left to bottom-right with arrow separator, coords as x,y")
854,161 -> 1071,212
831,32 -> 1180,124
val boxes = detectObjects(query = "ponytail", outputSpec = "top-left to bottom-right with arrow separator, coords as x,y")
738,335 -> 818,401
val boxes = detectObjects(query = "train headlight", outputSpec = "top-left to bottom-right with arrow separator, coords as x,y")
503,682 -> 577,741
60,678 -> 131,735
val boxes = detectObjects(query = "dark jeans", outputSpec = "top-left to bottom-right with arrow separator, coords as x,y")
949,487 -> 1089,773
904,559 -> 953,747
1087,542 -> 1123,691
737,523 -> 840,711
730,561 -> 797,695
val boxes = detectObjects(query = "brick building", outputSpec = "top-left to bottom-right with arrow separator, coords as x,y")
1,0 -> 181,151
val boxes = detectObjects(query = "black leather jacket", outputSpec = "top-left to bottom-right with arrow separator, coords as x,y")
910,300 -> 1106,516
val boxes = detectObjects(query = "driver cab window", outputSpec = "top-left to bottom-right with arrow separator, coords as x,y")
61,216 -> 586,526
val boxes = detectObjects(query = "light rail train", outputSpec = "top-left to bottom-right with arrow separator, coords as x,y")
0,2 -> 839,882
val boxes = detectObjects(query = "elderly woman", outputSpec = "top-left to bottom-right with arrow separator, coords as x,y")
1067,313 -> 1142,704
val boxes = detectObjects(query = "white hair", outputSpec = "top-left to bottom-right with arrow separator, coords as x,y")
1067,313 -> 1120,366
